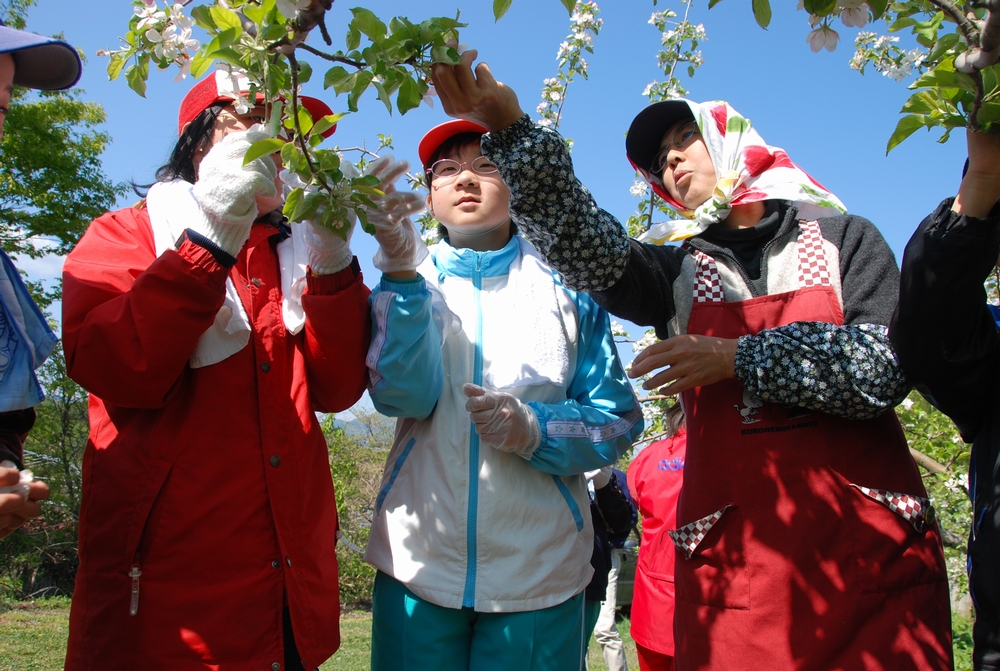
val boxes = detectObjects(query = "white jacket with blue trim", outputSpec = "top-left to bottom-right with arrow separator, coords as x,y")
364,234 -> 643,613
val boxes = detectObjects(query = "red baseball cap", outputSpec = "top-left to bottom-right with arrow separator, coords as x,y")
177,70 -> 336,139
418,119 -> 488,170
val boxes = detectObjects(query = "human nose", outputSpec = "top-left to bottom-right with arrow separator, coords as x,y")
454,163 -> 480,186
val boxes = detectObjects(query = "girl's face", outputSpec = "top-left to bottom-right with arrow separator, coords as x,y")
657,119 -> 717,210
192,103 -> 283,215
427,142 -> 512,252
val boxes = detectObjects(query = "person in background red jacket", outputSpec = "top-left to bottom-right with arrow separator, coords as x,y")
627,405 -> 686,671
61,72 -> 374,671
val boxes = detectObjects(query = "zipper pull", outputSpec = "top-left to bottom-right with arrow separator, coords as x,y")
129,565 -> 142,616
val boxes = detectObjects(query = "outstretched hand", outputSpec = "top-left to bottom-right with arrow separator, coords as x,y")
629,334 -> 738,397
430,50 -> 525,132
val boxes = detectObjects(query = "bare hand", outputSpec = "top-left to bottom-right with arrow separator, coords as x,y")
629,334 -> 738,396
430,50 -> 525,132
953,128 -> 1000,217
0,473 -> 49,540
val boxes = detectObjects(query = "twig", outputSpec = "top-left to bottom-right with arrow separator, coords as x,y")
638,394 -> 672,402
296,42 -> 364,68
287,51 -> 332,196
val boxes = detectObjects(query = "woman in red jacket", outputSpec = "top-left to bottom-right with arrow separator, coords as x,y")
62,72 -> 372,671
627,405 -> 686,671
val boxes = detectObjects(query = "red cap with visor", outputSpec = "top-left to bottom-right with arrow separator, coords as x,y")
418,119 -> 488,171
178,70 -> 337,139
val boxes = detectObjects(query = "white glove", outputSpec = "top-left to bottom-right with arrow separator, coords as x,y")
280,169 -> 356,275
585,466 -> 613,490
463,383 -> 541,458
0,460 -> 31,499
192,130 -> 279,256
364,155 -> 429,273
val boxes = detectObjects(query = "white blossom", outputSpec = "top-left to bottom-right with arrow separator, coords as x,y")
807,25 -> 840,53
633,330 -> 658,353
630,180 -> 649,198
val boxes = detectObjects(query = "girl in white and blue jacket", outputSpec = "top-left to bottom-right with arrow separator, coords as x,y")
363,119 -> 643,671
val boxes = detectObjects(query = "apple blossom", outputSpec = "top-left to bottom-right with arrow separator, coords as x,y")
807,24 -> 839,53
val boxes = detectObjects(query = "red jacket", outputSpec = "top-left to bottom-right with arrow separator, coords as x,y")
62,207 -> 370,671
627,429 -> 686,656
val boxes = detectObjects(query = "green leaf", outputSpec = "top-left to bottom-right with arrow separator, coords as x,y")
189,52 -> 215,79
312,113 -> 345,137
430,45 -> 461,64
125,55 -> 149,98
396,75 -> 422,115
886,113 -> 927,153
242,3 -> 267,24
297,61 -> 313,85
346,25 -> 361,51
707,0 -> 724,7
866,0 -> 888,20
282,187 -> 304,221
244,138 -> 285,165
373,81 -> 393,113
493,0 -> 513,20
803,0 -> 837,15
209,6 -> 243,34
107,51 -> 129,81
333,72 -> 358,96
350,8 -> 387,43
210,48 -> 244,69
347,71 -> 374,113
295,105 -> 314,136
751,0 -> 771,28
324,66 -> 351,90
190,5 -> 217,30
560,0 -> 575,14
357,207 -> 375,235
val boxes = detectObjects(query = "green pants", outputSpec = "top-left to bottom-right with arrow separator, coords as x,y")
371,571 -> 587,671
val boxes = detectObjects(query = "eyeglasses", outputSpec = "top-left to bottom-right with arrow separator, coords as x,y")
428,156 -> 499,179
650,121 -> 700,175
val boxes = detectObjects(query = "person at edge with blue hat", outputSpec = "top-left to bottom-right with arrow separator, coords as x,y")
59,70 -> 400,670
362,116 -> 643,670
892,128 -> 1000,671
0,18 -> 81,539
428,49 -> 952,670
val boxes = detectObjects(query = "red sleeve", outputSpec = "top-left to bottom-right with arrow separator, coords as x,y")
61,208 -> 229,408
301,259 -> 372,413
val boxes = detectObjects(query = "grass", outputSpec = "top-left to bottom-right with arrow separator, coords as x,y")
0,598 -> 636,671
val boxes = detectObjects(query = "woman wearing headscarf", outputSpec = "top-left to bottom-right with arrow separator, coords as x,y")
429,54 -> 952,671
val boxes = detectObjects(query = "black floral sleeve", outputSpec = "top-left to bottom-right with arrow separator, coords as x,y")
482,115 -> 630,292
734,322 -> 909,419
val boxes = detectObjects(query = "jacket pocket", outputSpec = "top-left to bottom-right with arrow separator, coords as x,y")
122,456 -> 174,616
671,504 -> 749,609
551,475 -> 585,532
848,483 -> 946,594
375,438 -> 416,516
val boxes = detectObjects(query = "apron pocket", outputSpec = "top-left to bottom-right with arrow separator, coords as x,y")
671,504 -> 749,609
848,483 -> 946,594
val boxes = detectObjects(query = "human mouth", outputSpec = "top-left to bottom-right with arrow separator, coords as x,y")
674,170 -> 691,187
455,197 -> 479,206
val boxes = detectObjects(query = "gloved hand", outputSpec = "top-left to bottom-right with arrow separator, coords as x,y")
584,466 -> 613,490
192,130 -> 279,256
363,154 -> 429,273
463,383 -> 541,458
280,169 -> 356,275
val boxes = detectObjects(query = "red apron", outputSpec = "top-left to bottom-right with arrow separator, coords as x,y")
671,221 -> 952,671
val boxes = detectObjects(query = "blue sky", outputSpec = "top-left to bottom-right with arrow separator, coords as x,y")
20,0 -> 966,359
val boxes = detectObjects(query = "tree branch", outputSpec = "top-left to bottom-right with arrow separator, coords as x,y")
296,42 -> 364,68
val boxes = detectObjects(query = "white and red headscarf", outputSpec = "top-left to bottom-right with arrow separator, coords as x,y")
626,99 -> 846,243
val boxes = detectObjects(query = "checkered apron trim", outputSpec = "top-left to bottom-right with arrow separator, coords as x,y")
850,484 -> 934,533
796,220 -> 831,288
686,247 -> 725,303
668,504 -> 732,559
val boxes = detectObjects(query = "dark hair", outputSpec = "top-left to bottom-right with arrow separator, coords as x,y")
425,130 -> 520,241
665,402 -> 686,437
424,131 -> 484,175
131,102 -> 226,197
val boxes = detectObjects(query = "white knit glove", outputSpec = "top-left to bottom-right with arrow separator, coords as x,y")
364,155 -> 428,273
192,130 -> 279,256
280,169 -> 356,275
463,383 -> 541,458
585,466 -> 613,490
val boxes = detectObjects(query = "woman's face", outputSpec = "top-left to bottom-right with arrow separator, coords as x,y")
426,142 -> 512,251
192,103 -> 283,214
657,119 -> 717,210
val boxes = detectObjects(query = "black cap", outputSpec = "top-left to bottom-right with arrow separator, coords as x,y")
625,100 -> 694,175
0,19 -> 82,90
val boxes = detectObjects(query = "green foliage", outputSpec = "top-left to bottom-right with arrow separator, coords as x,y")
323,409 -> 395,608
0,88 -> 127,258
